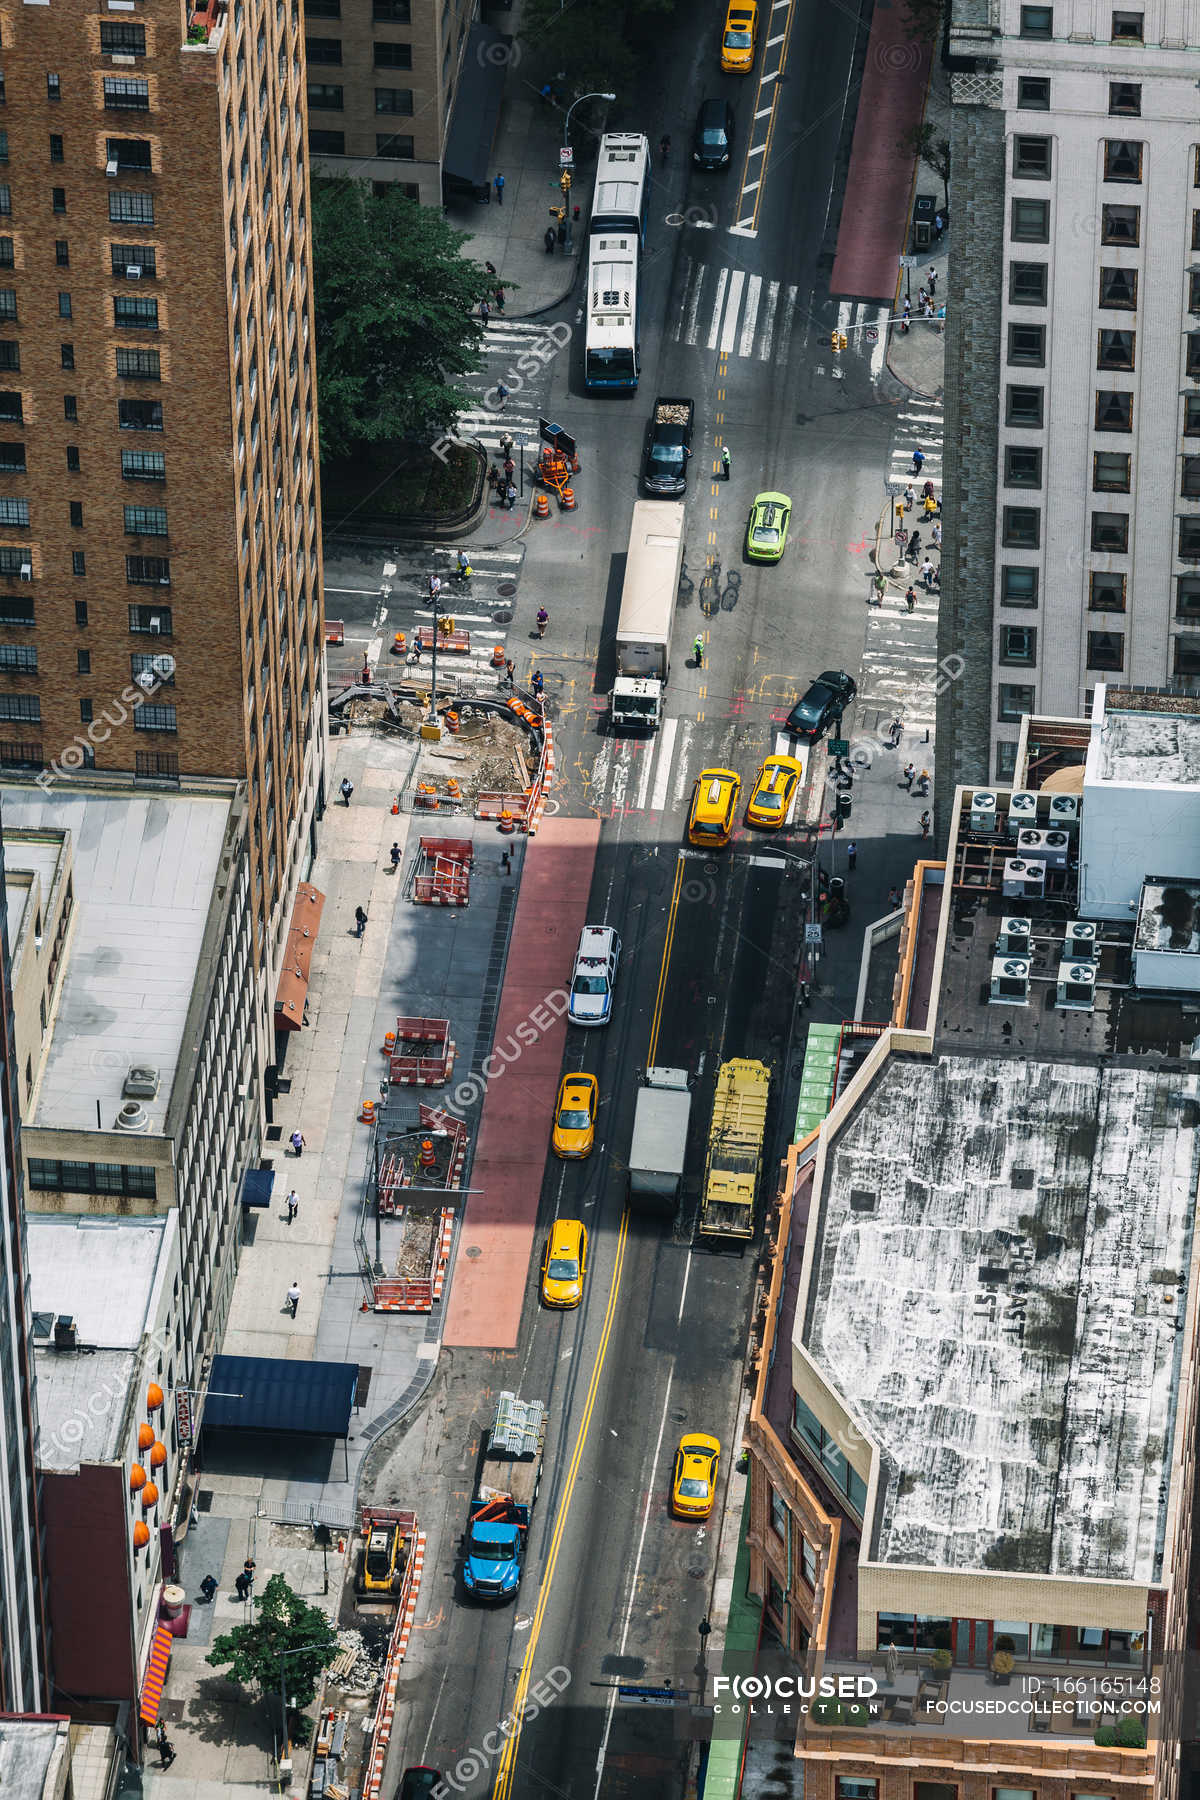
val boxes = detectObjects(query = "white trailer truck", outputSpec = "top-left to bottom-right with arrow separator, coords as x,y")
610,500 -> 686,731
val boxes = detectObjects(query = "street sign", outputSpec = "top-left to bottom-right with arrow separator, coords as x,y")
899,255 -> 919,268
618,1684 -> 677,1707
805,923 -> 824,946
828,738 -> 849,758
559,145 -> 574,168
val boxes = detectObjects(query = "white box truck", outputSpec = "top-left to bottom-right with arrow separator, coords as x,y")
610,500 -> 686,731
628,1066 -> 692,1213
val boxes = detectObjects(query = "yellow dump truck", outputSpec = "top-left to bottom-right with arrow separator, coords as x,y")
698,1058 -> 770,1240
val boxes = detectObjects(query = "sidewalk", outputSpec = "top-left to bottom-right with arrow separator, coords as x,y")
885,55 -> 952,401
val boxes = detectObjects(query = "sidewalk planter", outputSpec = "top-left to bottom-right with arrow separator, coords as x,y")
992,1651 -> 1014,1685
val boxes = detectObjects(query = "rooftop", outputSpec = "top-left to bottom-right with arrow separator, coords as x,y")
27,1214 -> 167,1469
1,788 -> 233,1133
3,833 -> 60,953
0,1719 -> 70,1800
1093,688 -> 1200,787
805,1053 -> 1198,1580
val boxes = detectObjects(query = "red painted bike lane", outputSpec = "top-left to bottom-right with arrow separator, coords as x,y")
829,11 -> 932,302
442,816 -> 602,1350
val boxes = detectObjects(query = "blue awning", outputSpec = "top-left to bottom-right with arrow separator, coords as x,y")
204,1354 -> 360,1438
442,23 -> 508,192
241,1168 -> 275,1210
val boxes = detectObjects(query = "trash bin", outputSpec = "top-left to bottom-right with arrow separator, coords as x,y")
913,192 -> 936,251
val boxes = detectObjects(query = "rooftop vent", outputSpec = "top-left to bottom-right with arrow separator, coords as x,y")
1064,921 -> 1097,960
1057,958 -> 1097,1011
849,1188 -> 877,1213
997,916 -> 1031,956
990,954 -> 1031,1004
53,1314 -> 77,1350
123,1064 -> 159,1099
115,1099 -> 150,1132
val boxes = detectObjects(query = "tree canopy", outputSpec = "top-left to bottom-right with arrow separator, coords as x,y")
519,0 -> 682,111
207,1573 -> 338,1717
311,179 -> 492,459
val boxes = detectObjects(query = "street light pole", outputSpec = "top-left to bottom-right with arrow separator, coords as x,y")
563,90 -> 616,150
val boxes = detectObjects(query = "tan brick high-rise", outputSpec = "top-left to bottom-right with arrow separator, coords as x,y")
0,0 -> 327,1000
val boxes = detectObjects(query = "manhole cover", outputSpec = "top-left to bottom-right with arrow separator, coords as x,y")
466,1244 -> 482,1259
688,1565 -> 707,1580
497,582 -> 517,598
493,607 -> 514,624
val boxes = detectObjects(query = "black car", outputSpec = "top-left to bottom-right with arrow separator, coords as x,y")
692,98 -> 735,171
398,1771 -> 442,1800
785,670 -> 857,740
640,396 -> 695,497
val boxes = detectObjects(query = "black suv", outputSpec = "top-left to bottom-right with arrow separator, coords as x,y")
692,98 -> 735,171
785,670 -> 857,740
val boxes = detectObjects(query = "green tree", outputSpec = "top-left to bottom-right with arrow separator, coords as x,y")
519,0 -> 638,106
207,1573 -> 337,1720
311,179 -> 492,459
900,0 -> 943,42
898,122 -> 951,204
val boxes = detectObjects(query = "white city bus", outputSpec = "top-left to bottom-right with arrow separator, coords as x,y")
584,231 -> 640,391
589,131 -> 650,242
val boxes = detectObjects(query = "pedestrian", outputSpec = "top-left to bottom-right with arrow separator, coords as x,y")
888,886 -> 901,909
499,430 -> 514,458
921,558 -> 936,591
531,669 -> 544,698
496,382 -> 509,407
928,265 -> 938,297
503,455 -> 515,483
503,658 -> 515,686
485,260 -> 497,277
905,585 -> 916,613
494,285 -> 505,311
480,299 -> 490,324
486,465 -> 500,498
285,1189 -> 298,1224
457,548 -> 471,578
242,1558 -> 256,1588
922,479 -> 936,501
536,607 -> 549,638
920,810 -> 932,838
544,226 -> 556,255
340,776 -> 353,806
931,521 -> 942,549
198,1573 -> 218,1603
354,904 -> 368,938
906,529 -> 921,565
500,849 -> 512,874
693,634 -> 704,667
911,446 -> 925,474
900,297 -> 910,334
429,572 -> 442,601
290,1129 -> 305,1157
156,1726 -> 176,1771
903,762 -> 915,790
504,481 -> 517,509
235,1571 -> 250,1601
934,211 -> 945,241
493,172 -> 505,205
286,1281 -> 301,1317
903,484 -> 915,512
918,286 -> 928,311
721,444 -> 731,479
847,840 -> 857,870
917,768 -> 930,795
922,297 -> 934,319
871,570 -> 885,606
889,717 -> 903,747
556,220 -> 567,248
936,304 -> 946,334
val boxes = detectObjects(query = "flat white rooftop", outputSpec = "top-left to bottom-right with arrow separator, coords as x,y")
1096,696 -> 1200,787
1,789 -> 231,1133
27,1214 -> 165,1469
806,1054 -> 1198,1581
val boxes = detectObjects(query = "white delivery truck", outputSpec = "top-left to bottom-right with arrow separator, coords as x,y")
610,500 -> 686,731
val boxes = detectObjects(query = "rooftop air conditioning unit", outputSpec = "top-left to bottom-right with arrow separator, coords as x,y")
123,1064 -> 160,1099
1064,920 -> 1097,960
1048,793 -> 1080,828
1057,958 -> 1097,1011
115,1099 -> 150,1132
1041,830 -> 1071,870
126,264 -> 143,278
106,159 -> 119,177
997,916 -> 1031,956
1007,790 -> 1039,833
1003,858 -> 1046,900
970,790 -> 998,833
1017,828 -> 1053,861
53,1315 -> 77,1350
990,955 -> 1031,1004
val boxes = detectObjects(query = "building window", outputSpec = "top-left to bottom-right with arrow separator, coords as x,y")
112,244 -> 157,278
1187,334 -> 1200,379
0,693 -> 40,720
306,82 -> 344,108
1180,517 -> 1200,558
0,288 -> 14,320
801,1537 -> 818,1587
1104,139 -> 1143,181
1175,635 -> 1200,678
0,239 -> 10,270
106,137 -> 151,171
999,683 -> 1035,721
100,20 -> 147,52
116,347 -> 161,379
60,343 -> 73,370
74,600 -> 86,625
374,86 -> 413,114
1000,625 -> 1037,664
104,77 -> 150,110
1001,567 -> 1039,607
1101,203 -> 1139,244
57,292 -> 71,318
1010,198 -> 1049,241
1095,390 -> 1133,430
0,546 -> 29,575
125,554 -> 170,584
1098,328 -> 1134,368
372,0 -> 411,16
374,39 -> 413,65
53,239 -> 68,266
375,134 -> 415,159
1093,451 -> 1131,491
136,749 -> 179,777
836,1784 -> 878,1800
0,643 -> 35,670
0,594 -> 33,624
1013,136 -> 1051,178
68,500 -> 82,527
1109,81 -> 1140,114
0,344 -> 18,372
1002,506 -> 1040,547
49,134 -> 63,162
305,0 -> 342,14
109,190 -> 154,225
0,185 -> 12,218
132,651 -> 173,686
305,35 -> 342,60
1091,572 -> 1126,610
1009,262 -> 1048,304
0,496 -> 28,525
65,445 -> 79,471
0,391 -> 19,422
129,604 -> 171,634
792,1395 -> 868,1513
46,72 -> 60,100
118,398 -> 163,430
72,550 -> 84,575
76,649 -> 89,673
308,129 -> 345,154
79,698 -> 92,723
114,295 -> 158,330
28,1158 -> 156,1199
1111,7 -> 1143,33
1005,385 -> 1043,427
1189,274 -> 1200,314
0,440 -> 23,470
1182,457 -> 1200,498
1098,267 -> 1137,308
1019,2 -> 1053,28
124,505 -> 167,536
134,703 -> 177,732
1186,396 -> 1200,436
50,187 -> 64,213
769,1487 -> 788,1539
1004,445 -> 1041,487
1087,630 -> 1124,670
1091,512 -> 1129,551
122,449 -> 165,481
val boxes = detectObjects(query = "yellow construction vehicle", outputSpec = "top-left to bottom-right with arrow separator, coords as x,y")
354,1507 -> 414,1599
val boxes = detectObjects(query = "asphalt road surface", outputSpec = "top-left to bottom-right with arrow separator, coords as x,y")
367,0 -> 908,1793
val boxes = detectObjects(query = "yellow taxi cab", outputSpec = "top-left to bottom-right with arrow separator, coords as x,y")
671,1433 -> 721,1518
720,0 -> 758,72
540,1218 -> 588,1308
551,1072 -> 598,1159
746,754 -> 803,829
687,767 -> 741,848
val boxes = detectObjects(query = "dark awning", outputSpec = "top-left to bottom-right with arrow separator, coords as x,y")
442,23 -> 508,192
204,1354 -> 359,1438
241,1167 -> 275,1210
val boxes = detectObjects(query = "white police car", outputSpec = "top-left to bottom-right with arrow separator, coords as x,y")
568,926 -> 622,1026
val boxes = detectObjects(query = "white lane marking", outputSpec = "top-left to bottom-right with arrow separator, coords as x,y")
746,141 -> 766,159
739,275 -> 762,358
766,29 -> 787,42
757,281 -> 780,361
746,853 -> 792,867
677,1250 -> 693,1324
758,69 -> 778,85
589,740 -> 612,808
729,222 -> 758,238
778,283 -> 798,350
672,721 -> 696,806
650,715 -> 679,812
325,585 -> 383,595
837,299 -> 852,339
706,268 -> 730,350
593,1368 -> 676,1798
608,740 -> 632,812
869,305 -> 888,383
683,260 -> 705,347
720,270 -> 746,354
754,104 -> 773,118
634,737 -> 656,813
740,179 -> 762,198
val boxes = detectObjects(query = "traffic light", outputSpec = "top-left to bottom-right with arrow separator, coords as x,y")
894,501 -> 905,527
560,170 -> 572,193
836,792 -> 853,824
830,331 -> 848,353
549,206 -> 565,223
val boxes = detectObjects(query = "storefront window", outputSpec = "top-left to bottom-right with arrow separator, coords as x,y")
915,1785 -> 957,1800
994,1620 -> 1031,1658
995,1790 -> 1035,1800
1075,1628 -> 1105,1661
1032,1623 -> 1064,1659
877,1613 -> 916,1648
915,1617 -> 953,1651
837,1784 -> 879,1800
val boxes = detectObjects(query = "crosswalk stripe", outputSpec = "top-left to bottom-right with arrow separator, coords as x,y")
720,271 -> 746,354
650,715 -> 678,812
757,280 -> 780,361
739,275 -> 762,358
777,283 -> 798,356
683,258 -> 705,347
707,268 -> 729,351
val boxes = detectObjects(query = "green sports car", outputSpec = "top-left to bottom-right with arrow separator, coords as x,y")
747,491 -> 792,562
